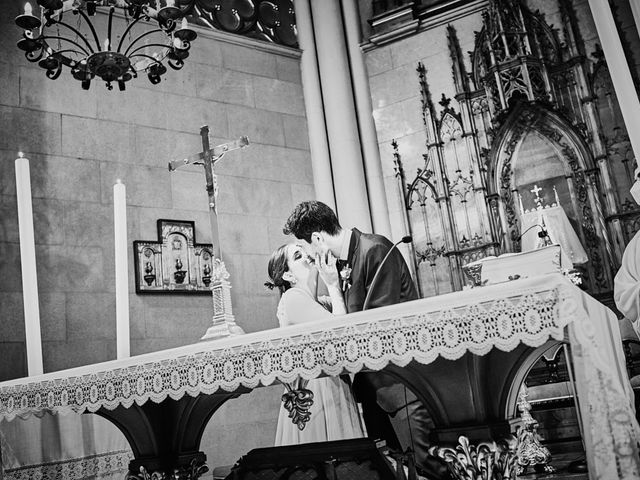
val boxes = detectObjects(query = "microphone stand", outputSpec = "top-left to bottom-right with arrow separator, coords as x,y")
516,223 -> 551,244
362,236 -> 412,311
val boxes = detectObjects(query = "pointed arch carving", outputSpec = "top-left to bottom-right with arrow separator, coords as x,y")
487,102 -> 611,291
405,160 -> 455,297
439,110 -> 464,141
487,103 -> 596,197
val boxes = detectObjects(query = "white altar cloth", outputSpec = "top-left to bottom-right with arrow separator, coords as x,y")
0,274 -> 638,479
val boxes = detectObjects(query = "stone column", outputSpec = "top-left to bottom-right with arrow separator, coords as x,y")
310,0 -> 373,232
341,0 -> 392,238
293,0 -> 336,212
630,0 -> 640,42
587,0 -> 640,160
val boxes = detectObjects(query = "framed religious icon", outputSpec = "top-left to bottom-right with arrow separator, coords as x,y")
133,219 -> 215,294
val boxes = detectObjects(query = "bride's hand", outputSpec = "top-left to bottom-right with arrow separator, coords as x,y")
315,251 -> 340,289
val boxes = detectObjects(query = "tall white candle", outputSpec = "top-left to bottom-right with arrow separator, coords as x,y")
114,179 -> 130,359
15,153 -> 44,376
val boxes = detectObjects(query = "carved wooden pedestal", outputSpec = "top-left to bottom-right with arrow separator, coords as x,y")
97,389 -> 249,479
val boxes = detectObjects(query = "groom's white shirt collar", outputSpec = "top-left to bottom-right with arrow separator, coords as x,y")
339,228 -> 352,261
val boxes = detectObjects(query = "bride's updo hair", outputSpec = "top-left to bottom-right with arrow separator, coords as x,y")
265,244 -> 292,295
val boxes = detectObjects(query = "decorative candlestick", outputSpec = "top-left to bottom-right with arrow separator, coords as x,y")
114,179 -> 130,359
15,152 -> 44,376
516,384 -> 555,475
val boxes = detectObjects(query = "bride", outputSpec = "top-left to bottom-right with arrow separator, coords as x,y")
266,243 -> 365,445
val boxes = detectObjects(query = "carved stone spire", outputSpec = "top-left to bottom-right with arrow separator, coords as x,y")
447,24 -> 470,94
472,0 -> 558,116
485,0 -> 531,61
417,61 -> 438,143
557,0 -> 585,58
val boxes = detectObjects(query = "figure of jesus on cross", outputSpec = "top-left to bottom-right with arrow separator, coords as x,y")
169,125 -> 249,340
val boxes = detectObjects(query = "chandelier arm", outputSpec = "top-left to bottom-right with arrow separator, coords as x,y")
107,6 -> 114,50
129,53 -> 158,63
73,8 -> 102,51
123,29 -> 165,56
167,57 -> 185,71
116,15 -> 146,53
50,20 -> 96,54
126,43 -> 169,58
40,36 -> 92,57
52,48 -> 85,60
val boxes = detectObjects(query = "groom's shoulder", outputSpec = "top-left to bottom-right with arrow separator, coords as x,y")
358,230 -> 392,250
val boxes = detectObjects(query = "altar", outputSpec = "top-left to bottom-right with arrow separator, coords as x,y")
1,274 -> 638,479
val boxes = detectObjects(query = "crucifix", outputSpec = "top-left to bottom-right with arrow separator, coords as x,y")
168,125 -> 249,340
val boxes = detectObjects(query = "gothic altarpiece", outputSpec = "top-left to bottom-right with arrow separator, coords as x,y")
393,0 -> 638,302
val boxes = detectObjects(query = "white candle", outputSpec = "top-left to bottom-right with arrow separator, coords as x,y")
15,153 -> 44,376
114,180 -> 130,359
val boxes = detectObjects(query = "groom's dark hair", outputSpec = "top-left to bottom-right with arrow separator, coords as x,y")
283,201 -> 341,243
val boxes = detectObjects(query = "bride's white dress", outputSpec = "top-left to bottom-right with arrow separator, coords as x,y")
274,287 -> 365,446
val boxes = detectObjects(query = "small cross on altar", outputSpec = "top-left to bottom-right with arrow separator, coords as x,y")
530,184 -> 544,208
530,184 -> 542,199
168,125 -> 249,340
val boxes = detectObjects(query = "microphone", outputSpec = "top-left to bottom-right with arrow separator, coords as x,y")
516,224 -> 550,244
362,236 -> 412,311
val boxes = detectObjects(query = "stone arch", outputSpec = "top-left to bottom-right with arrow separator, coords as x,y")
500,340 -> 564,420
485,102 -> 612,291
487,103 -> 595,198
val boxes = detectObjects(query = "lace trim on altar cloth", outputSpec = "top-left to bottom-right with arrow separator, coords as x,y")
0,284 -> 571,420
3,449 -> 133,480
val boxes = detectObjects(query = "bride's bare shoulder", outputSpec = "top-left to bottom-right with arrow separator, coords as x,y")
280,287 -> 311,303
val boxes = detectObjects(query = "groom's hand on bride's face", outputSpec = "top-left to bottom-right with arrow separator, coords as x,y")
315,252 -> 339,288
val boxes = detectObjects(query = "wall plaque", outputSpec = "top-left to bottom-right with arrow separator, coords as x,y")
133,219 -> 214,294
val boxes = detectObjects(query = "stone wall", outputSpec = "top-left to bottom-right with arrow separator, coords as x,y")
0,8 -> 311,374
0,7 -> 311,467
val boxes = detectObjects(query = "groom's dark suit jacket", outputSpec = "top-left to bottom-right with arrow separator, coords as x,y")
344,229 -> 442,476
343,228 -> 418,312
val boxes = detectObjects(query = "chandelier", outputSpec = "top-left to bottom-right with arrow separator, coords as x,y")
15,0 -> 197,91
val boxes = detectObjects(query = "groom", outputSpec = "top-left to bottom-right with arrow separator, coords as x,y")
283,201 -> 418,312
284,201 -> 435,465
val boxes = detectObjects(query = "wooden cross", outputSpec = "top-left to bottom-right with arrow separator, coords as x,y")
168,125 -> 249,260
